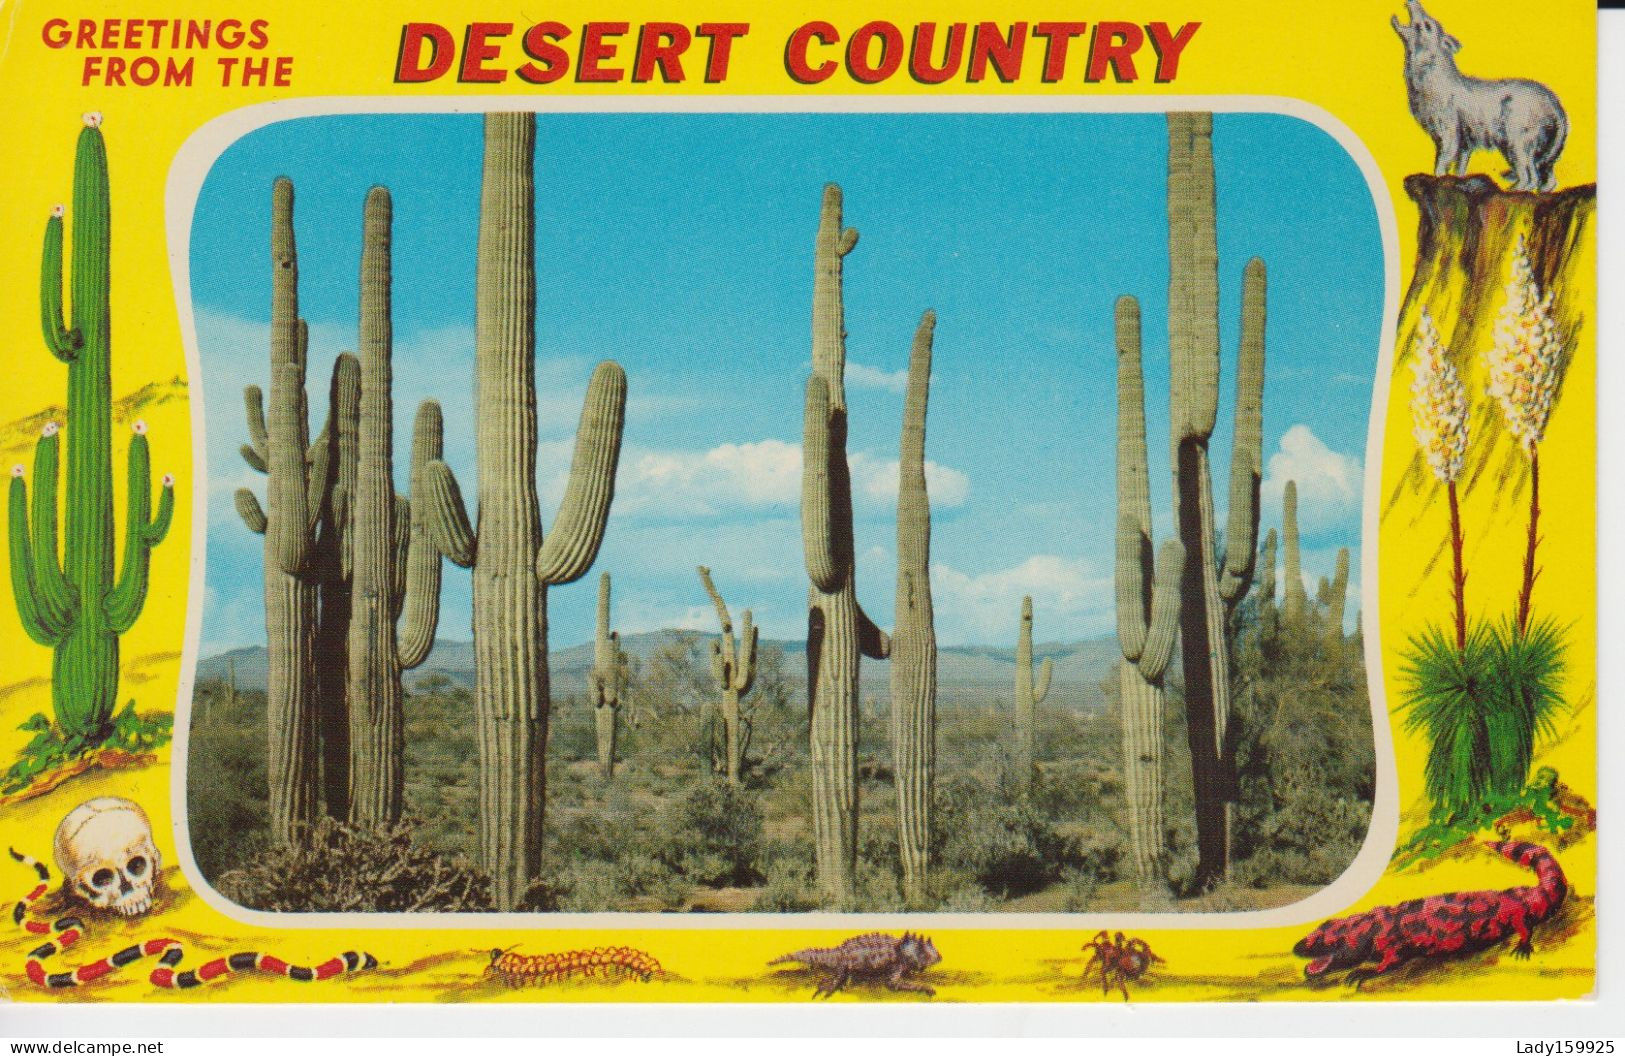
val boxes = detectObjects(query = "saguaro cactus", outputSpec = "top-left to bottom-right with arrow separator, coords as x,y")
890,313 -> 937,901
1257,528 -> 1278,612
345,187 -> 451,825
698,566 -> 757,786
589,572 -> 623,780
1282,479 -> 1307,625
235,176 -> 331,843
801,184 -> 895,905
1013,596 -> 1052,792
417,113 -> 627,910
9,114 -> 176,747
311,353 -> 359,819
1324,547 -> 1351,635
1166,112 -> 1267,889
1113,295 -> 1184,888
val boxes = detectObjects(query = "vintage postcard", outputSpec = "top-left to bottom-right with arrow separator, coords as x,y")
0,0 -> 1597,1008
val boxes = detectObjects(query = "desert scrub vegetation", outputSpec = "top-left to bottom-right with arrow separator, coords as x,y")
189,613 -> 1371,913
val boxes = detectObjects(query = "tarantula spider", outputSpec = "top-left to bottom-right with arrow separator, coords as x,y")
1081,930 -> 1164,1001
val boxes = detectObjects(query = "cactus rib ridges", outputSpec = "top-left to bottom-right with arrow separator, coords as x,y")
802,182 -> 897,905
1113,291 -> 1185,886
346,185 -> 405,826
535,362 -> 627,585
1220,258 -> 1267,604
397,401 -> 447,670
422,112 -> 627,909
891,312 -> 937,898
346,187 -> 452,825
1166,111 -> 1267,889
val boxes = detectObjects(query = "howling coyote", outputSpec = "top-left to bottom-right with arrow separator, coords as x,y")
1392,0 -> 1567,192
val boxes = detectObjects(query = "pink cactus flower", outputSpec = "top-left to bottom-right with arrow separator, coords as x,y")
83,111 -> 103,129
162,473 -> 175,488
11,465 -> 23,479
132,419 -> 147,435
42,422 -> 59,437
51,204 -> 65,219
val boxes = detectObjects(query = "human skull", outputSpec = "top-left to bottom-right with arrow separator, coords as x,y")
53,797 -> 160,916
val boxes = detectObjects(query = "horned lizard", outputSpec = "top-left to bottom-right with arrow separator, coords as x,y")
768,932 -> 941,998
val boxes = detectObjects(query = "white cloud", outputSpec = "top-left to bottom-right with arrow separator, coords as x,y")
602,440 -> 969,520
850,452 -> 971,509
845,361 -> 910,394
930,554 -> 1114,644
1261,424 -> 1363,535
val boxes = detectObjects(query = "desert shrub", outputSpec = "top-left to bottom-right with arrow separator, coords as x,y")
757,856 -> 819,912
214,818 -> 492,912
555,852 -> 688,911
934,776 -> 1080,897
1058,867 -> 1098,911
652,783 -> 764,887
187,685 -> 270,881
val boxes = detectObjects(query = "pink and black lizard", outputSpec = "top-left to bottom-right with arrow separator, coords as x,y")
1293,839 -> 1568,987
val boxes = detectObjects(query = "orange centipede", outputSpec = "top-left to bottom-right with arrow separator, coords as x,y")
482,945 -> 661,987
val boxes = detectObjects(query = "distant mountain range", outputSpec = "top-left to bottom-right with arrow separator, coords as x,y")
195,630 -> 1122,713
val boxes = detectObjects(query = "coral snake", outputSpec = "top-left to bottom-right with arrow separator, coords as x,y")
10,847 -> 377,989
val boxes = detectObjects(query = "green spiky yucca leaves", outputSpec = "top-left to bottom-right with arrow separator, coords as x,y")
1399,616 -> 1564,819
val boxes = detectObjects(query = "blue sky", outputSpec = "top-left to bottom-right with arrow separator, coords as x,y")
193,111 -> 1381,654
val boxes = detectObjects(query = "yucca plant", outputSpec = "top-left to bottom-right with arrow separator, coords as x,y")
1399,616 -> 1564,820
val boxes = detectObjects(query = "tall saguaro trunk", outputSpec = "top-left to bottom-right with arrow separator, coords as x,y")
890,313 -> 937,902
418,113 -> 627,910
345,187 -> 451,825
1013,596 -> 1051,792
1165,113 -> 1267,890
313,354 -> 359,819
1113,295 -> 1184,888
235,177 -> 331,844
801,184 -> 892,907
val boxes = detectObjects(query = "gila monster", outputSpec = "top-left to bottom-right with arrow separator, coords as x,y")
1293,839 -> 1568,987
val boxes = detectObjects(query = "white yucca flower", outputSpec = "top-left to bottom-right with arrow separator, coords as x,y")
1487,232 -> 1564,455
1410,309 -> 1469,484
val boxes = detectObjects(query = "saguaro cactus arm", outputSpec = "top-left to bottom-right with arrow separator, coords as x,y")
9,440 -> 79,646
13,428 -> 78,633
40,207 -> 81,362
235,489 -> 267,534
735,612 -> 758,694
1034,656 -> 1053,703
536,360 -> 627,585
396,400 -> 448,670
105,427 -> 176,633
700,565 -> 760,693
1219,258 -> 1267,604
858,608 -> 892,660
419,460 -> 475,567
242,386 -> 270,472
1138,540 -> 1185,682
699,563 -> 739,670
